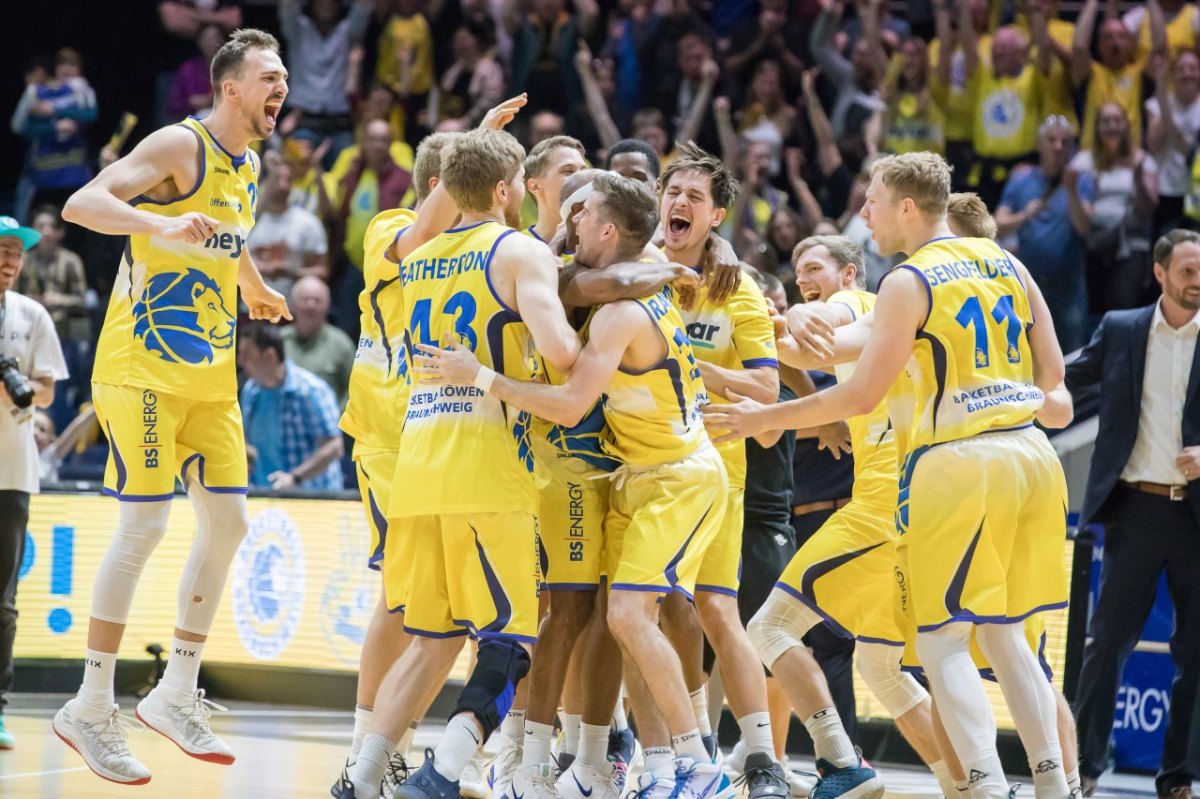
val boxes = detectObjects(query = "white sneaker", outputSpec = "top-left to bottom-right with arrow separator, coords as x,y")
53,699 -> 152,785
628,770 -> 676,799
488,735 -> 523,799
673,758 -> 736,799
508,763 -> 559,799
460,750 -> 490,799
722,739 -> 747,775
785,769 -> 817,798
136,687 -> 235,764
557,762 -> 619,799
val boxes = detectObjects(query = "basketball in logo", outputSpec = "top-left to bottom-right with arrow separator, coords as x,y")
132,268 -> 235,364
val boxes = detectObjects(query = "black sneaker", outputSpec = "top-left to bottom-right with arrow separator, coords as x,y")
733,752 -> 789,799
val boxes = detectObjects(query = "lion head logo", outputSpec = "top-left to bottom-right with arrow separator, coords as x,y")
133,268 -> 235,365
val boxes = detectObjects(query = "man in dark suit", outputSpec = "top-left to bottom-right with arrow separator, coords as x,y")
1065,228 -> 1200,799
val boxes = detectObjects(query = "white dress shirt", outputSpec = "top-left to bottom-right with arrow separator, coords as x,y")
1121,300 -> 1200,485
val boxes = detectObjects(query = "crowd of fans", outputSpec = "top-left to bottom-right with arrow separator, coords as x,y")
9,0 -> 1200,491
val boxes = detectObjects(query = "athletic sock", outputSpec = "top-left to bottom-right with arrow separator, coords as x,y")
1066,768 -> 1081,792
351,705 -> 373,758
963,753 -> 1008,798
672,728 -> 709,763
522,721 -> 554,767
560,712 -> 582,757
737,712 -> 774,757
160,637 -> 204,699
644,746 -> 676,779
1029,751 -> 1068,798
352,734 -> 395,797
689,689 -> 712,736
802,708 -> 857,769
434,714 -> 483,781
930,759 -> 957,798
579,722 -> 609,768
500,709 -> 525,741
78,649 -> 117,721
612,698 -> 629,732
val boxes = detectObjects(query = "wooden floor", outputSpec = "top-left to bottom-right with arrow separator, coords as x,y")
0,695 -> 1157,798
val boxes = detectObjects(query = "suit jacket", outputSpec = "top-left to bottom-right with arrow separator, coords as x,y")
1065,303 -> 1200,526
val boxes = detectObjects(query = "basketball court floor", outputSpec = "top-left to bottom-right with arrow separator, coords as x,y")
0,695 -> 1157,798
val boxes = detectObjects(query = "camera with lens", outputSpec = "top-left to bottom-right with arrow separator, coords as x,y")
0,355 -> 34,410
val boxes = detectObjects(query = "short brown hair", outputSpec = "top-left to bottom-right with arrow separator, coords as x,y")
868,152 -> 951,217
413,132 -> 458,203
591,172 -> 660,255
659,141 -> 741,209
946,192 -> 998,240
523,135 -> 585,180
1154,228 -> 1200,270
211,29 -> 281,95
791,235 -> 866,288
442,128 -> 526,213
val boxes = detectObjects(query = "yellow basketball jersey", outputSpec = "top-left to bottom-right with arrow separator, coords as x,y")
828,290 -> 899,510
339,208 -> 417,449
603,286 -> 708,469
93,117 -> 258,401
892,237 -> 1043,451
390,220 -> 540,516
679,274 -> 778,488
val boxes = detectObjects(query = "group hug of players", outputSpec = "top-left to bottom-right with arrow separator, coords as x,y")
43,29 -> 1077,799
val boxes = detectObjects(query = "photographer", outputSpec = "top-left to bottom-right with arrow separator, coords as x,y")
0,216 -> 68,748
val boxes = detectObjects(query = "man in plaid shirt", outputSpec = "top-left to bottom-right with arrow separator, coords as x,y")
239,321 -> 345,491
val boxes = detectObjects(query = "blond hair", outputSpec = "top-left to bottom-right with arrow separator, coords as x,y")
946,193 -> 998,240
441,129 -> 526,213
523,135 -> 585,180
211,29 -> 280,95
591,172 -> 660,255
791,235 -> 866,289
413,132 -> 458,203
868,152 -> 951,217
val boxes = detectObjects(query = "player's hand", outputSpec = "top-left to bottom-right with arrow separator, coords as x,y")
671,265 -> 703,311
1177,447 -> 1200,481
785,304 -> 836,360
243,283 -> 292,323
702,389 -> 771,445
414,335 -> 483,385
268,470 -> 297,490
158,212 -> 219,244
702,234 -> 741,304
817,421 -> 852,459
480,94 -> 529,130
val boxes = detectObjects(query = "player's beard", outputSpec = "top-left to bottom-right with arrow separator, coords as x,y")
503,196 -> 522,229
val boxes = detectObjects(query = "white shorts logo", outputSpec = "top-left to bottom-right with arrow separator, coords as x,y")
232,509 -> 306,660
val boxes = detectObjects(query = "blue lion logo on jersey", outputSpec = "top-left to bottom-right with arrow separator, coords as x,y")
132,268 -> 235,364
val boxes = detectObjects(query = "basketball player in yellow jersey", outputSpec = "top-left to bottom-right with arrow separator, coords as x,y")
523,135 -> 586,244
707,152 -> 1071,799
50,30 -> 290,785
338,128 -> 582,799
415,172 -> 735,799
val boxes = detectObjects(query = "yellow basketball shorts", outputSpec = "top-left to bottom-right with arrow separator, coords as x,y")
93,382 -> 247,501
775,498 -> 904,646
898,606 -> 1055,682
353,443 -> 413,611
894,425 -> 1069,633
605,444 -> 728,595
687,487 -> 744,598
533,437 -> 610,591
395,511 -> 540,643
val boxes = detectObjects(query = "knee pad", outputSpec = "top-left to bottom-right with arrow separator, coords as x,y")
91,500 -> 173,625
746,591 -> 821,669
855,642 -> 928,718
453,638 -> 531,739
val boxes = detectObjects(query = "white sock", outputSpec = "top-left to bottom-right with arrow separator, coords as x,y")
1030,753 -> 1068,799
964,753 -> 1007,798
78,649 -> 117,720
803,708 -> 857,768
500,709 -> 525,741
398,719 -> 419,757
672,728 -> 708,762
434,714 -> 483,781
955,779 -> 969,794
579,722 -> 609,768
930,759 -> 957,798
1066,768 -> 1080,792
737,712 -> 773,757
644,746 -> 676,779
612,699 -> 629,732
160,637 -> 204,699
689,688 -> 712,737
352,705 -> 373,758
522,721 -> 554,767
352,733 -> 395,797
560,712 -> 582,757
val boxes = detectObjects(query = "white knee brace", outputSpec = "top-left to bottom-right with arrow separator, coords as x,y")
91,500 -> 173,625
175,482 -> 250,635
746,589 -> 823,669
855,641 -> 928,719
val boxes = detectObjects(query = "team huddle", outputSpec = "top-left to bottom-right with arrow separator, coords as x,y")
47,29 -> 1079,799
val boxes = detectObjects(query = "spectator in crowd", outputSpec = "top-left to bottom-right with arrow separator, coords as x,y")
630,107 -> 670,161
781,147 -> 826,244
239,321 -> 344,492
278,0 -> 373,165
653,31 -> 722,153
282,276 -> 356,408
798,68 -> 855,222
158,0 -> 241,41
1123,0 -> 1198,60
1015,0 -> 1079,129
1066,102 -> 1159,317
572,42 -> 633,156
1065,228 -> 1200,799
1071,0 -> 1167,151
809,0 -> 887,156
929,0 -> 991,190
734,59 -> 796,174
437,19 -> 505,130
721,0 -> 805,86
998,115 -> 1088,351
282,134 -> 329,215
765,206 -> 812,287
0,217 -> 69,750
165,23 -> 222,121
1147,50 -> 1200,237
33,405 -> 97,483
10,49 -> 97,225
20,205 -> 88,344
249,153 -> 330,299
509,0 -> 598,116
723,135 -> 788,248
528,109 -> 566,145
376,0 -> 435,144
879,36 -> 944,155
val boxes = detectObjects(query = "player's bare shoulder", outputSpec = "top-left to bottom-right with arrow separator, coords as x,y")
112,123 -> 204,204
